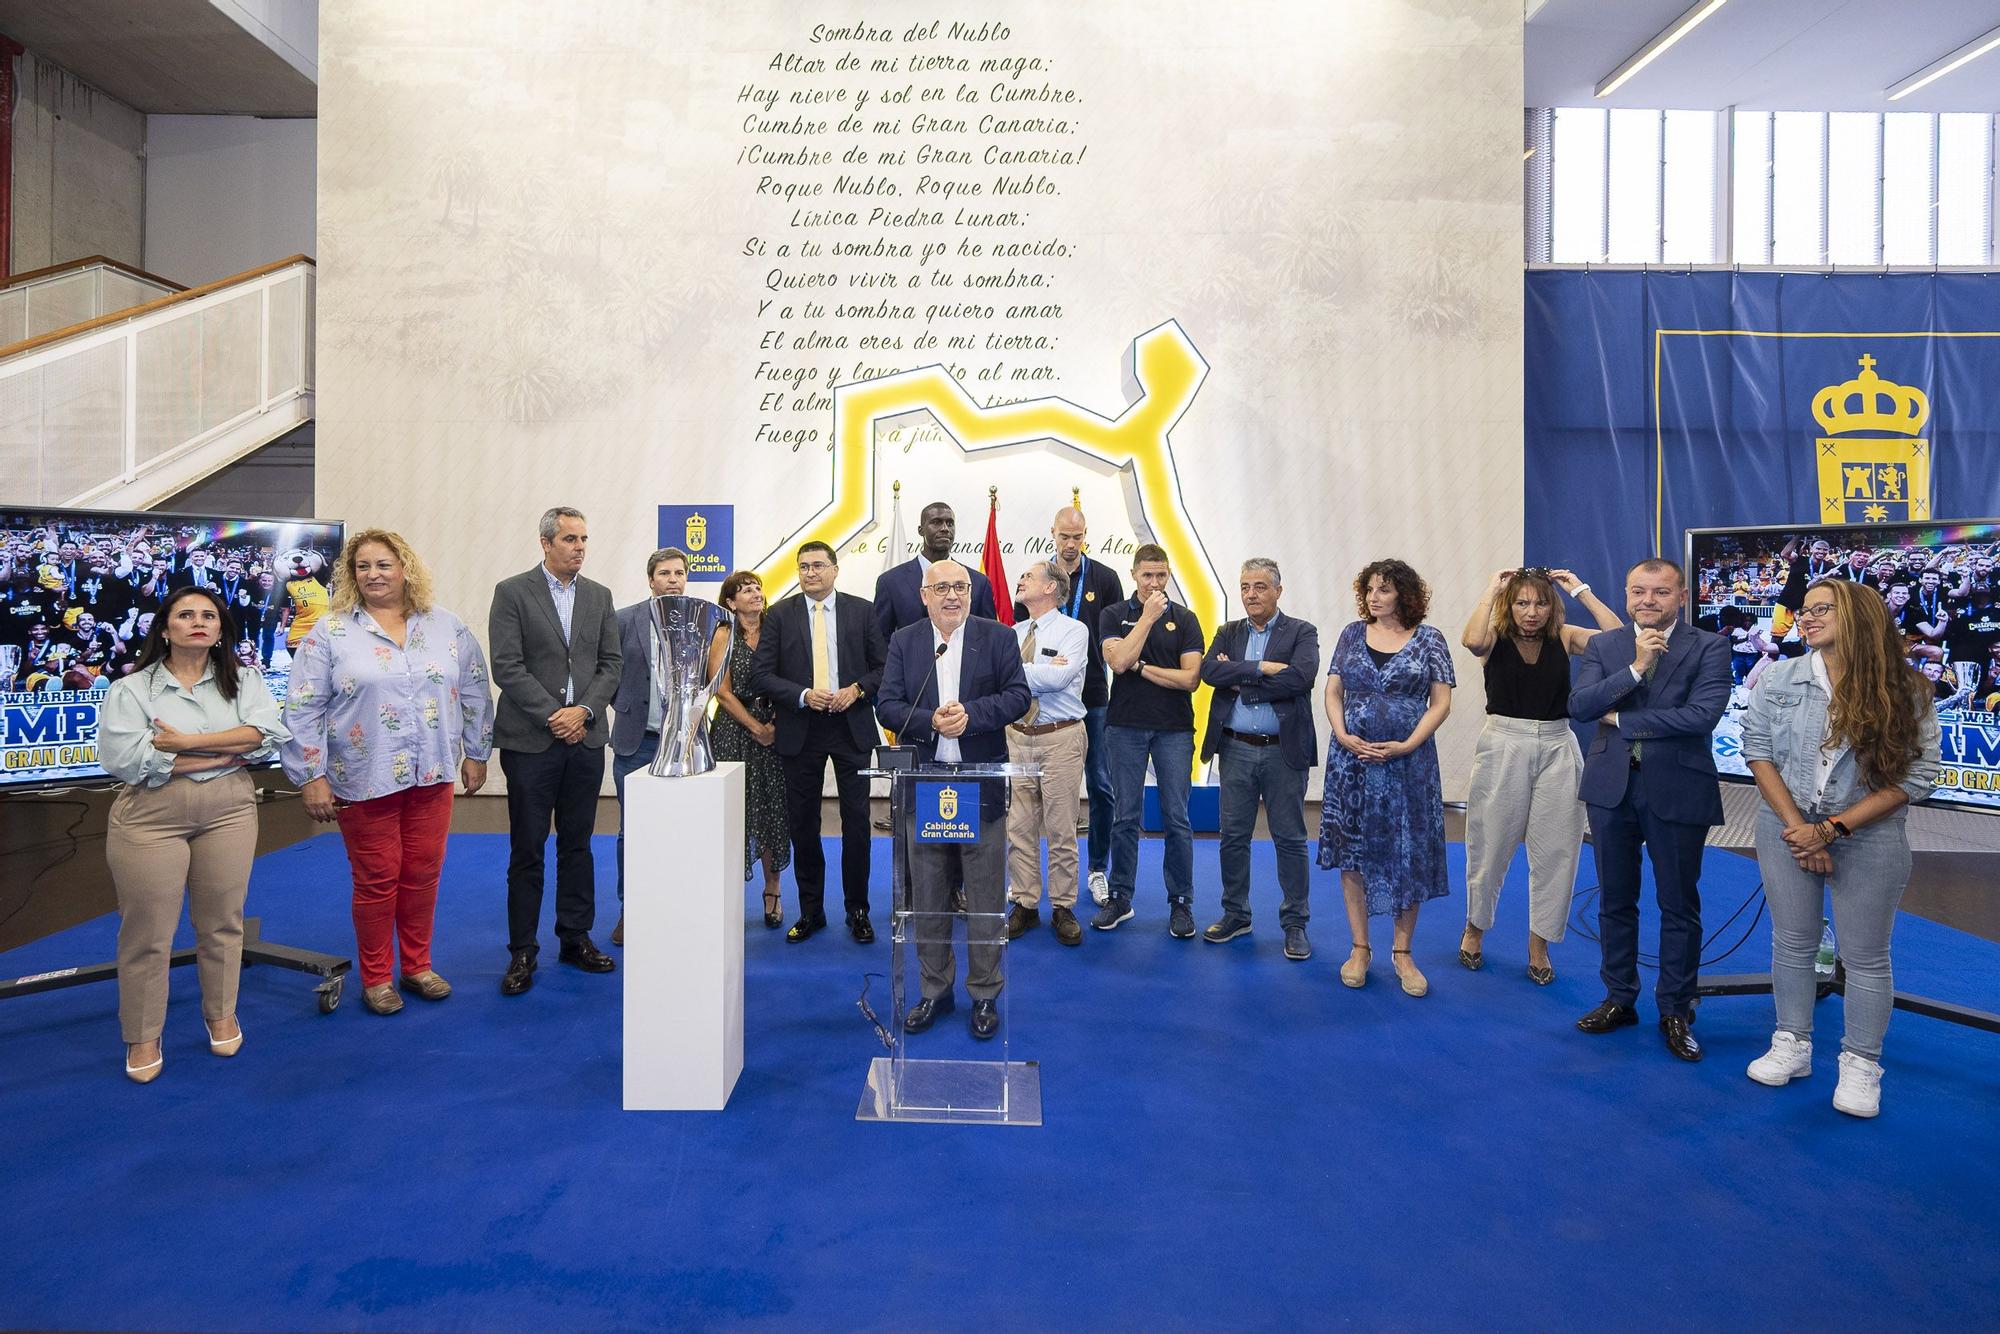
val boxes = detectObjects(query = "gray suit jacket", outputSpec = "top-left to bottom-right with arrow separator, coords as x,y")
488,565 -> 621,752
610,600 -> 656,757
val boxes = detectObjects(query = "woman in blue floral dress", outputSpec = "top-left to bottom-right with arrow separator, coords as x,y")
1319,559 -> 1455,996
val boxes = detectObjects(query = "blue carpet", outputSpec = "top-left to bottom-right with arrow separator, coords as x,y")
3,830 -> 1997,1332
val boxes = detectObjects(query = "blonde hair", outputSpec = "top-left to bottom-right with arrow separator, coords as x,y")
1492,570 -> 1567,642
330,528 -> 435,615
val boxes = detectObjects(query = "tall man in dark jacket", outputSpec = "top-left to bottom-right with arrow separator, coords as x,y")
488,506 -> 623,996
750,541 -> 888,943
874,560 -> 1031,1039
1198,557 -> 1320,960
1568,557 -> 1732,1062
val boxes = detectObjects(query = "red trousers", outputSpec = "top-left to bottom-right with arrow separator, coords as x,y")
336,782 -> 454,987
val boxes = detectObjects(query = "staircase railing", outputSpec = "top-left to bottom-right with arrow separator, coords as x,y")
0,257 -> 183,348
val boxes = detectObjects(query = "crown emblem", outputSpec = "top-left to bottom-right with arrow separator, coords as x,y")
684,512 -> 708,552
1811,355 -> 1929,436
937,785 -> 958,820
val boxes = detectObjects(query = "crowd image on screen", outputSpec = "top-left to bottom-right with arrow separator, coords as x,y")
1695,530 -> 2000,713
0,513 -> 337,694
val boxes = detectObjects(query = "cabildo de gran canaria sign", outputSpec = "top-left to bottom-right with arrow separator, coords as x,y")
1812,354 -> 1932,524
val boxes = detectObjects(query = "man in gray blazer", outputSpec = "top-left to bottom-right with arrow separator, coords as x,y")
489,506 -> 623,996
608,546 -> 689,946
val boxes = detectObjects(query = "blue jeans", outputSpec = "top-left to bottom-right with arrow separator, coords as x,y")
1755,806 -> 1911,1060
1217,737 -> 1310,929
611,732 -> 660,903
1083,704 -> 1112,874
1106,724 -> 1194,905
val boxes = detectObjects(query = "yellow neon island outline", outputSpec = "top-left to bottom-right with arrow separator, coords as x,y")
751,319 -> 1225,772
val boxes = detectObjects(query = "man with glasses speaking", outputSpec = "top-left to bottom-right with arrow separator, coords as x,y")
750,542 -> 888,944
875,561 -> 1031,1039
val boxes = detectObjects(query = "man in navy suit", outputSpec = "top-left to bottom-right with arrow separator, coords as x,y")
1198,558 -> 1321,960
750,541 -> 888,943
874,560 -> 1031,1040
607,547 -> 689,946
1568,558 -> 1732,1062
872,501 -> 997,643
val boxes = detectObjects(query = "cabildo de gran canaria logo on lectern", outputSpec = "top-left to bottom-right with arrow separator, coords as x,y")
915,782 -> 978,843
1811,354 -> 1932,524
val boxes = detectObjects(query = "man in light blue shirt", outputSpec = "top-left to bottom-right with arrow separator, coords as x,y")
1004,561 -> 1093,945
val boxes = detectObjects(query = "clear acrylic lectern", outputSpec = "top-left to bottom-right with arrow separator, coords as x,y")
856,762 -> 1042,1126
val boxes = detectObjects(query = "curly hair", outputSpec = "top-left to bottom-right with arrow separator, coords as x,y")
329,529 -> 435,615
1809,579 -> 1927,791
1353,558 -> 1429,627
1491,570 -> 1566,641
717,569 -> 763,609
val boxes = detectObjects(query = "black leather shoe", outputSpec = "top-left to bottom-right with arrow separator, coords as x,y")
847,911 -> 875,944
903,992 -> 955,1033
611,914 -> 624,947
786,916 -> 827,943
951,886 -> 969,914
1051,905 -> 1083,946
1660,1014 -> 1703,1062
970,998 -> 999,1040
500,950 -> 536,996
557,936 -> 616,973
1005,904 -> 1040,939
1576,998 -> 1639,1033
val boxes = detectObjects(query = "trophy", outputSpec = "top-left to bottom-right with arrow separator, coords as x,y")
647,594 -> 735,777
0,644 -> 19,692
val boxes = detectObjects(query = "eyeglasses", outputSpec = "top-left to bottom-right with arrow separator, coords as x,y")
797,560 -> 834,573
1798,602 -> 1837,620
926,581 -> 972,596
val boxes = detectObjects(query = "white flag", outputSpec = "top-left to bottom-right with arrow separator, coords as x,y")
886,484 -> 908,567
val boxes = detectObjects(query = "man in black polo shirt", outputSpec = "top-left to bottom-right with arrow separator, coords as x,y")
1094,543 -> 1205,936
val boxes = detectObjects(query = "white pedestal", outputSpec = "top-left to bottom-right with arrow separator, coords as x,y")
622,763 -> 745,1111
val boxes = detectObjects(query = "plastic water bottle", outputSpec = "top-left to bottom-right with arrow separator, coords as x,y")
1816,918 -> 1837,977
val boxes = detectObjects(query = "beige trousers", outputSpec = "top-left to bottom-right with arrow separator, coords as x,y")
1005,721 -> 1088,910
106,769 -> 260,1043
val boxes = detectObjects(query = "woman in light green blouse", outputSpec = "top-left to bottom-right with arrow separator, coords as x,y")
98,586 -> 287,1083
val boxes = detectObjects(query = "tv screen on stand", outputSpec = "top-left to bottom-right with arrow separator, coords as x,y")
0,506 -> 345,791
1686,517 -> 2000,814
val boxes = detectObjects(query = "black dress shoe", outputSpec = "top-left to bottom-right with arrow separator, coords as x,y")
1660,1014 -> 1703,1062
970,998 -> 999,1040
903,993 -> 955,1032
557,936 -> 617,973
500,950 -> 536,996
1576,998 -> 1640,1033
786,916 -> 827,943
1005,904 -> 1040,939
847,911 -> 875,944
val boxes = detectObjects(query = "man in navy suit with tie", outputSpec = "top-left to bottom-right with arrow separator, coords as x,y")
872,501 -> 998,643
1568,558 -> 1732,1061
874,560 -> 1030,1040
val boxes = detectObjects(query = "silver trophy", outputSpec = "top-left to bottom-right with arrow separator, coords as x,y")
647,595 -> 735,777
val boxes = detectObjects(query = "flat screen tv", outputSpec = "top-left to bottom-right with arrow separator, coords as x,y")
0,505 -> 344,791
1685,517 -> 2000,813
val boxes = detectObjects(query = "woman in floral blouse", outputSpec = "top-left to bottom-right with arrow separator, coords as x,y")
281,530 -> 494,1015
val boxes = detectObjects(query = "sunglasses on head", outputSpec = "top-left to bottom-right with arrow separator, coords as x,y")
1515,567 -> 1552,581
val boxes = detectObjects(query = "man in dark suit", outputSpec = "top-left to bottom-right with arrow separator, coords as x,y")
488,506 -> 623,996
1198,558 -> 1320,960
874,560 -> 1031,1039
750,540 -> 888,943
1569,557 -> 1732,1061
872,501 -> 997,643
607,546 -> 689,947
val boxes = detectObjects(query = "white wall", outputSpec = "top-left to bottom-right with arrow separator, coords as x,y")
10,55 -> 145,272
209,0 -> 318,80
143,115 -> 316,286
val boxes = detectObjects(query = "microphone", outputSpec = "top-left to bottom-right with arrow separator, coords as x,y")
878,641 -> 948,772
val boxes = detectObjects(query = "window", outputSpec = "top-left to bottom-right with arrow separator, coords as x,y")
1882,112 -> 1935,264
1771,112 -> 1826,264
1826,113 -> 1881,265
1550,106 -> 1607,263
1938,113 -> 1993,266
1662,110 -> 1717,264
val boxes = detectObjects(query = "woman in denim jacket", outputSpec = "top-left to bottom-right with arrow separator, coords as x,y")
1738,578 -> 1940,1119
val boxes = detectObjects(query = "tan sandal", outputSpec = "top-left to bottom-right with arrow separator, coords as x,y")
1340,944 -> 1372,989
1392,948 -> 1429,997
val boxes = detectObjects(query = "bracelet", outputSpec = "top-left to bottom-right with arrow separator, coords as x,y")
1829,818 -> 1852,840
1570,583 -> 1590,597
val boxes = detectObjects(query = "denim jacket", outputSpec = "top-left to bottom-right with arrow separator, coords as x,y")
1738,653 -> 1939,813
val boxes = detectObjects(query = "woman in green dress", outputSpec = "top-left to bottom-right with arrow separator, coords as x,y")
709,570 -> 792,927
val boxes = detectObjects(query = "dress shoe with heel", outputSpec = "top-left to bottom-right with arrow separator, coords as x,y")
205,1017 -> 243,1057
559,936 -> 616,972
1576,998 -> 1639,1033
762,891 -> 784,929
903,992 -> 955,1033
1659,1014 -> 1703,1062
125,1044 -> 163,1084
500,949 -> 537,996
970,998 -> 999,1039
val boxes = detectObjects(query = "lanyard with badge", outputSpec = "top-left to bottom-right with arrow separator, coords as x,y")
1064,554 -> 1091,621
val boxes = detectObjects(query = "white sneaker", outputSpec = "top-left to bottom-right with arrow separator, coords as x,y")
1833,1051 -> 1883,1118
1746,1031 -> 1813,1086
1088,871 -> 1110,906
